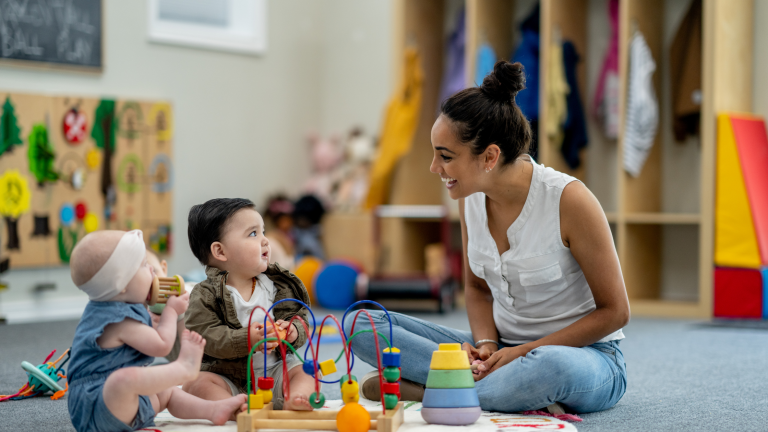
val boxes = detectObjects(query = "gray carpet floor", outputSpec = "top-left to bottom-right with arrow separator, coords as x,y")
1,308 -> 767,431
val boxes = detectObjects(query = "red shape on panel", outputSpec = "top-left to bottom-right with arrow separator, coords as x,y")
714,267 -> 763,318
75,202 -> 87,220
731,115 -> 768,265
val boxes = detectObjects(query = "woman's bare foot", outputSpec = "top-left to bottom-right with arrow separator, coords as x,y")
284,394 -> 313,411
176,330 -> 206,381
209,394 -> 248,425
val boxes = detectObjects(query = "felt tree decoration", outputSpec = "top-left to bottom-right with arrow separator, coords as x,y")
92,100 -> 116,205
27,124 -> 59,185
0,170 -> 31,250
0,96 -> 23,157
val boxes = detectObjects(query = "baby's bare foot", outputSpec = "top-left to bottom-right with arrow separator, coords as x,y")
210,394 -> 247,425
284,394 -> 313,411
176,330 -> 206,381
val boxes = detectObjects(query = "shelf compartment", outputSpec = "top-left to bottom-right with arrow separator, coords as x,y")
624,212 -> 700,224
629,299 -> 707,319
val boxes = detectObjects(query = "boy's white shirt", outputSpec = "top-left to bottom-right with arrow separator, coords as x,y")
225,274 -> 278,366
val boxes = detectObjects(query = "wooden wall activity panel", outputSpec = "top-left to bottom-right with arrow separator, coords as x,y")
0,91 -> 174,268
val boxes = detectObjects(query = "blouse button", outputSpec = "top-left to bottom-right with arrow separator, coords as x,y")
502,275 -> 507,282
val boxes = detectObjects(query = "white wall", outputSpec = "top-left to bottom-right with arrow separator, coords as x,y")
318,0 -> 392,136
0,0 -> 392,321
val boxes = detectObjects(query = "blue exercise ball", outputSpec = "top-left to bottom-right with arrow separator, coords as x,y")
314,262 -> 358,310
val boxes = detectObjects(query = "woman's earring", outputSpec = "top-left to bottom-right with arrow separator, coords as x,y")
486,167 -> 492,173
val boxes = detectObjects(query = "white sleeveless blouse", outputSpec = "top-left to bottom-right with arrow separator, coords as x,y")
465,156 -> 625,344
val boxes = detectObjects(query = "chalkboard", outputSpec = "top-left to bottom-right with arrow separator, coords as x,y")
0,0 -> 102,70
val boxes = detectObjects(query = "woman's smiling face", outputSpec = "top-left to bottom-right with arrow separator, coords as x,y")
430,114 -> 488,200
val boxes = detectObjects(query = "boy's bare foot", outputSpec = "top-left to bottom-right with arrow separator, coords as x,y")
284,394 -> 313,411
177,330 -> 206,381
210,394 -> 248,425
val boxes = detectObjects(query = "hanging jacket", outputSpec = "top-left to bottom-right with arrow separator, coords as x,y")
670,0 -> 702,142
511,4 -> 540,121
545,40 -> 568,146
475,42 -> 497,86
561,41 -> 589,169
593,0 -> 620,139
623,31 -> 659,177
438,8 -> 466,104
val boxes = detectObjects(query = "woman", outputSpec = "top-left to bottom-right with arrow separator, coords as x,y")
346,61 -> 628,414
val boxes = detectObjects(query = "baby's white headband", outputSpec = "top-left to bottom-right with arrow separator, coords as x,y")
78,230 -> 146,301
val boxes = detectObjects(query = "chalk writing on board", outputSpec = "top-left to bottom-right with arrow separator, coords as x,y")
0,0 -> 102,68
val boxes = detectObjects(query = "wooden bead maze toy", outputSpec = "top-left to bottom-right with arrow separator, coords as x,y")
237,300 -> 404,432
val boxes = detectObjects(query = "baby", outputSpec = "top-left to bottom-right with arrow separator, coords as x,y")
182,198 -> 317,410
67,230 -> 246,432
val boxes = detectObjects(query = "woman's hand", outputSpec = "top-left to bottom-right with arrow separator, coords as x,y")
474,346 -> 529,380
462,342 -> 497,363
463,342 -> 498,380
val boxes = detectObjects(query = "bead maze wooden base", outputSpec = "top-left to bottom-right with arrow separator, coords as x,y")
236,402 -> 405,432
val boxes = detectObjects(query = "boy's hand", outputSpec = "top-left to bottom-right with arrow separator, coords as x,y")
166,292 -> 190,316
249,321 -> 279,353
276,319 -> 298,343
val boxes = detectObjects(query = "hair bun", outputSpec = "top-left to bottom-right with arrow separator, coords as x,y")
481,61 -> 526,102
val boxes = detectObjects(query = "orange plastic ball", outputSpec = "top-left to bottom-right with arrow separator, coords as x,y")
336,402 -> 371,432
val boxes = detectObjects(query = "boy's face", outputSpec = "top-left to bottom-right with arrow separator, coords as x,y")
217,209 -> 270,276
120,251 -> 156,304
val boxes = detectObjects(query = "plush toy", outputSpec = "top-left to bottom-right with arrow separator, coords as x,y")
303,132 -> 344,209
335,128 -> 377,212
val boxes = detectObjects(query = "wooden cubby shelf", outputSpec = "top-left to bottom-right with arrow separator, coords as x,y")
377,0 -> 754,319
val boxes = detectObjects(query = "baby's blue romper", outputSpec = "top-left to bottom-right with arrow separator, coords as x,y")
67,301 -> 156,432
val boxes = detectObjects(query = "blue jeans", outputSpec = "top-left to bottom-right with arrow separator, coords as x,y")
344,310 -> 627,414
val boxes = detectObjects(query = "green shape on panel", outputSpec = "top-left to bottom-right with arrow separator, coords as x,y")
117,101 -> 143,139
0,96 -> 23,157
426,369 -> 475,389
58,227 -> 79,263
116,153 -> 144,194
92,99 -> 116,151
93,99 -> 117,201
28,124 -> 59,184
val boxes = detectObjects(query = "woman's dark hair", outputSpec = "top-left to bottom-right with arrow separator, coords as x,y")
188,198 -> 255,265
440,61 -> 532,165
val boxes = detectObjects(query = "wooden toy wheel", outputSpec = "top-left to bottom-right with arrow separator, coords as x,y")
148,276 -> 160,306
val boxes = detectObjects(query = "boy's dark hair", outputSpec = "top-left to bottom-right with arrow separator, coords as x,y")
188,198 -> 255,265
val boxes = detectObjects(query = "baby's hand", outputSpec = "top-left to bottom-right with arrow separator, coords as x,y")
276,319 -> 298,343
166,292 -> 190,315
249,321 -> 279,353
148,310 -> 161,329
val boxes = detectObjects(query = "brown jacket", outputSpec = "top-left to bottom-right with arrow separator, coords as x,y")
185,263 -> 311,392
